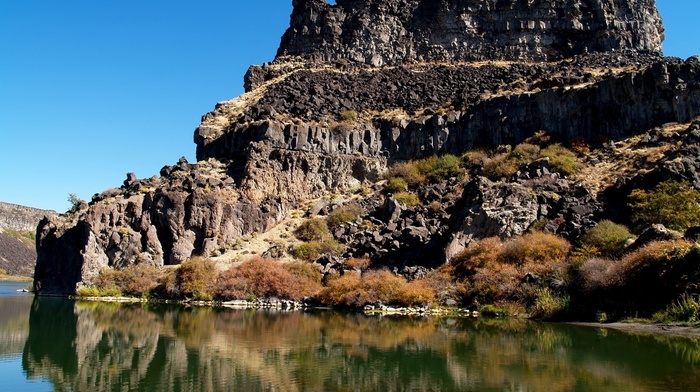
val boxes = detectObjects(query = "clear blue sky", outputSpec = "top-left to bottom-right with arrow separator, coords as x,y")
0,1 -> 697,212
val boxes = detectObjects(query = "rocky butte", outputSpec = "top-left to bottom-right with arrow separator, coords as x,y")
35,0 -> 700,303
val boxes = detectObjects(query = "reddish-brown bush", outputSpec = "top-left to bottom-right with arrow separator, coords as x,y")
345,257 -> 372,271
318,270 -> 428,308
499,231 -> 571,265
217,257 -> 322,301
450,237 -> 502,278
395,279 -> 436,307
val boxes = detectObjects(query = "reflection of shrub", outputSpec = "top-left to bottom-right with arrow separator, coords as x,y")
217,257 -> 322,301
327,204 -> 362,229
176,257 -> 218,300
581,220 -> 633,258
629,180 -> 700,231
499,231 -> 571,265
294,218 -> 329,242
394,191 -> 420,206
538,144 -> 581,175
386,177 -> 408,193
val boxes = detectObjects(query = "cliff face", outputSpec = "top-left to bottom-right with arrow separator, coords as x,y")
0,202 -> 54,232
277,0 -> 664,66
34,0 -> 700,295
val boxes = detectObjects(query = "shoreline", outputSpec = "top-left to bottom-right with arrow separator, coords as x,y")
567,321 -> 700,338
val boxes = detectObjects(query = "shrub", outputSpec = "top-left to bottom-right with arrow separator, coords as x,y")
654,293 -> 700,323
95,265 -> 161,298
386,161 -> 426,187
539,144 -> 581,175
386,177 -> 408,193
417,154 -> 463,182
395,279 -> 436,307
394,191 -> 420,206
427,201 -> 442,213
581,220 -> 633,258
217,257 -> 322,301
483,154 -> 519,179
578,257 -> 620,292
0,268 -> 7,276
292,239 -> 344,261
461,149 -> 489,168
450,237 -> 502,278
339,110 -> 358,123
326,204 -> 363,229
318,270 -> 417,308
345,258 -> 372,271
629,180 -> 700,231
510,143 -> 540,164
175,257 -> 218,300
499,231 -> 571,265
76,286 -> 101,297
294,218 -> 329,242
532,288 -> 570,320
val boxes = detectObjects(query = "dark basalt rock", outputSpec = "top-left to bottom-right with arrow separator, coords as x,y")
277,0 -> 663,66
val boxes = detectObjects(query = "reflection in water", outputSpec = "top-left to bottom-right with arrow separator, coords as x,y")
15,298 -> 700,391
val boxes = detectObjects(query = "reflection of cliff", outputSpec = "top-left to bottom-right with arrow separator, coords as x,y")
21,300 -> 700,391
0,296 -> 32,357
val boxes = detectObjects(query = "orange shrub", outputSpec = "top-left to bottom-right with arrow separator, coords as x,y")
318,272 -> 364,307
450,237 -> 502,278
345,257 -> 372,271
395,279 -> 436,307
176,257 -> 218,300
217,257 -> 322,301
318,270 -> 419,308
499,231 -> 571,265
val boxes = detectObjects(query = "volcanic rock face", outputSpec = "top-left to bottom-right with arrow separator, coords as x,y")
34,0 -> 700,295
277,0 -> 664,66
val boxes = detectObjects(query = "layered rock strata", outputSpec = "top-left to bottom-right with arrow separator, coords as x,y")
277,0 -> 663,66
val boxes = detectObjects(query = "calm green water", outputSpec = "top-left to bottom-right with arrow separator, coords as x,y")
1,282 -> 700,391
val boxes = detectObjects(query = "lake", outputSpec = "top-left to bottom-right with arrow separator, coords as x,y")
1,281 -> 700,391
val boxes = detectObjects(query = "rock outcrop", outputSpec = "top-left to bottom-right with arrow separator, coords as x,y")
277,0 -> 663,66
34,0 -> 700,295
0,202 -> 54,232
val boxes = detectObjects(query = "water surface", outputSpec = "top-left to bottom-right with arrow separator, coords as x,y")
1,282 -> 700,391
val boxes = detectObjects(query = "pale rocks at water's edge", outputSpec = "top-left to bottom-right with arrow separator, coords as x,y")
33,0 -> 700,320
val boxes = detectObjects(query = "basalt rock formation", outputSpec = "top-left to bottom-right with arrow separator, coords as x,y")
277,0 -> 663,66
34,0 -> 700,295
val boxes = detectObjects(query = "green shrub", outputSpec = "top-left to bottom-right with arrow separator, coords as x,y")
539,144 -> 581,175
292,239 -> 344,261
339,110 -> 358,123
394,191 -> 420,206
532,288 -> 570,320
654,293 -> 700,323
629,180 -> 700,231
386,177 -> 408,193
175,257 -> 218,300
581,220 -> 634,258
418,154 -> 463,182
76,286 -> 101,297
294,218 -> 329,242
326,204 -> 363,229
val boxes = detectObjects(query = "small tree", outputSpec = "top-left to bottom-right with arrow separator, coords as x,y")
67,193 -> 83,213
630,180 -> 700,231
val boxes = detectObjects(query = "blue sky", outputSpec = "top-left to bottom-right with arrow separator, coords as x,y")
0,1 -> 698,212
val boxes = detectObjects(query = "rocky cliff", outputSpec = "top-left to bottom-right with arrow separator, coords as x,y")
277,0 -> 663,66
34,0 -> 700,295
0,202 -> 53,277
0,202 -> 54,232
